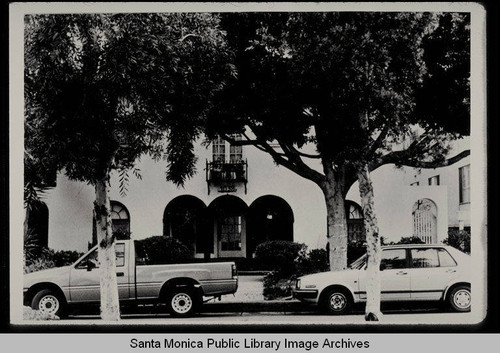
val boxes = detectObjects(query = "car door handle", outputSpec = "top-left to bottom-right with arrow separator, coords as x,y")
396,271 -> 408,275
116,272 -> 124,277
445,269 -> 457,273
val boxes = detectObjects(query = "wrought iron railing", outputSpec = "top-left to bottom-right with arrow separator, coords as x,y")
206,159 -> 248,194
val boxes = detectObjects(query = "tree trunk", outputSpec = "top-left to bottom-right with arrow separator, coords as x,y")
322,164 -> 348,271
358,163 -> 383,321
94,176 -> 121,321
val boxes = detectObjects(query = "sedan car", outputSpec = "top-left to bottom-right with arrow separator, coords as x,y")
293,244 -> 471,315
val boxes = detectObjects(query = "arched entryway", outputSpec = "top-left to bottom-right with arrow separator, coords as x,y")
208,195 -> 248,258
26,201 -> 49,248
345,200 -> 365,242
163,195 -> 209,257
247,195 -> 294,258
412,198 -> 438,244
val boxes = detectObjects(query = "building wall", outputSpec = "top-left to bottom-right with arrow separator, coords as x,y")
399,137 -> 471,229
45,137 -> 468,253
346,165 -> 449,244
46,140 -> 329,253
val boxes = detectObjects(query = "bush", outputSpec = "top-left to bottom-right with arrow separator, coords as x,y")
52,250 -> 85,267
135,236 -> 193,265
257,241 -> 332,299
444,229 -> 470,254
254,240 -> 306,276
296,248 -> 329,275
262,271 -> 295,300
24,248 -> 85,274
397,236 -> 425,244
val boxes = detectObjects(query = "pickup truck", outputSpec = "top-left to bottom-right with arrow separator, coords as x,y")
23,239 -> 238,318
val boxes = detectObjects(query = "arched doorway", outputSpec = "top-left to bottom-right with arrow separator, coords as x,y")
163,195 -> 209,256
208,195 -> 248,258
247,195 -> 294,258
345,200 -> 365,242
412,198 -> 438,244
26,201 -> 49,248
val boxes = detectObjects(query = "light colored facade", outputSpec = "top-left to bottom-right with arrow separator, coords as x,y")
31,136 -> 470,256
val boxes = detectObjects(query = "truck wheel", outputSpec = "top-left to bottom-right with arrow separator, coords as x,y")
167,289 -> 199,317
31,289 -> 66,318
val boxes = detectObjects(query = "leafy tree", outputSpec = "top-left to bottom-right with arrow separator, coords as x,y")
209,12 -> 469,321
25,13 -> 232,320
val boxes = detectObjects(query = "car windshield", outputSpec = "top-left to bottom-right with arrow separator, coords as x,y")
349,254 -> 367,270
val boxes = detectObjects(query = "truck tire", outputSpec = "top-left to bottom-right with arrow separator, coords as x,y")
167,289 -> 199,317
31,289 -> 66,318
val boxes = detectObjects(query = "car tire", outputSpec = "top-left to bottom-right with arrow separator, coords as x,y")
448,285 -> 471,312
321,287 -> 352,315
31,289 -> 66,318
167,289 -> 199,317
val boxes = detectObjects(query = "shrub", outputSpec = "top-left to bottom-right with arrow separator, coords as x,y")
254,240 -> 306,276
444,229 -> 470,254
52,250 -> 85,267
296,248 -> 329,275
134,236 -> 193,265
397,236 -> 425,244
262,271 -> 295,300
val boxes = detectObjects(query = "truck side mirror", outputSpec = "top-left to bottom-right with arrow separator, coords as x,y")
86,261 -> 96,271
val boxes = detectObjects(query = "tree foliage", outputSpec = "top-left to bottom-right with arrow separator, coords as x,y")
25,13 -> 233,187
208,12 -> 470,272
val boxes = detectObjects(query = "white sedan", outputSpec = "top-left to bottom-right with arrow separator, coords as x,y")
292,244 -> 471,315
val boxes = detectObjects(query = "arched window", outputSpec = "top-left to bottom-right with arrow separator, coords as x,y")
412,198 -> 438,244
92,201 -> 130,247
345,200 -> 365,242
110,201 -> 130,238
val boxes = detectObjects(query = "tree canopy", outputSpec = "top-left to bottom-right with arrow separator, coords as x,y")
209,11 -> 470,193
25,13 -> 233,188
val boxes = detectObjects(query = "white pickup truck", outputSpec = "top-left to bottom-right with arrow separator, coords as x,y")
23,239 -> 238,318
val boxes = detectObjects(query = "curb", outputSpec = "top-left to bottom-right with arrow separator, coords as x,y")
201,300 -> 313,313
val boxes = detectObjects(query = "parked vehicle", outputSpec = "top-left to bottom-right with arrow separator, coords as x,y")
293,244 -> 471,315
24,239 -> 238,318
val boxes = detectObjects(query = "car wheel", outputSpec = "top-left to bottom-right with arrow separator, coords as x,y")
448,285 -> 471,312
167,289 -> 199,317
321,288 -> 352,315
31,289 -> 66,318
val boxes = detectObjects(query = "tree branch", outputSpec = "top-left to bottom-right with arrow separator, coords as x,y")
179,34 -> 201,42
291,145 -> 322,159
367,124 -> 389,157
278,141 -> 326,185
370,149 -> 470,171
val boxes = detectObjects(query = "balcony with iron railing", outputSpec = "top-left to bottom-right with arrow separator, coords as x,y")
206,159 -> 248,194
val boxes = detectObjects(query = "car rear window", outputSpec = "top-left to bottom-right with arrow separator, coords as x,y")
437,248 -> 457,267
411,248 -> 439,268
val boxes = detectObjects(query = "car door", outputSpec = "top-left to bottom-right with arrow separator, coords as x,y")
69,243 -> 130,302
409,247 -> 460,300
358,248 -> 411,300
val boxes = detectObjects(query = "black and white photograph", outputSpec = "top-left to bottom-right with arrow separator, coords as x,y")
7,1 -> 492,345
